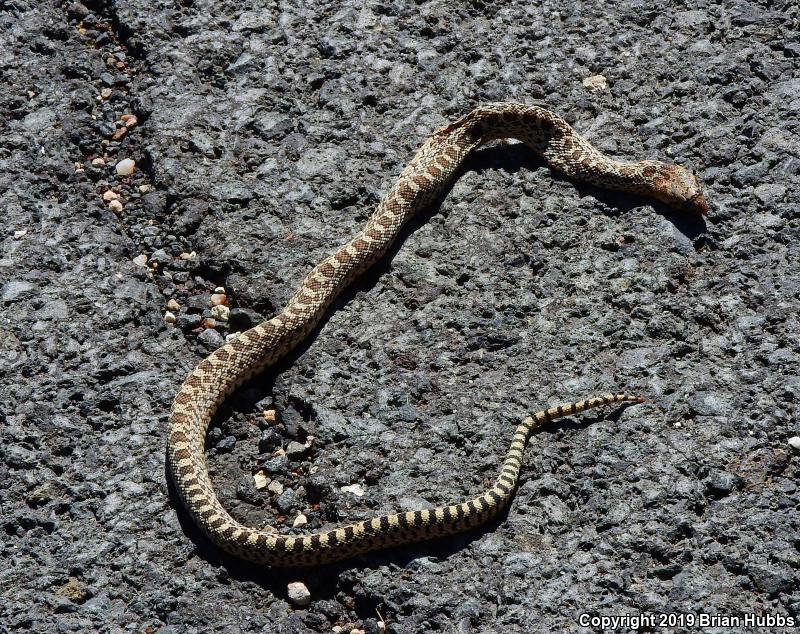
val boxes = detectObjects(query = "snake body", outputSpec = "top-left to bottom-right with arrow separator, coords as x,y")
167,103 -> 707,566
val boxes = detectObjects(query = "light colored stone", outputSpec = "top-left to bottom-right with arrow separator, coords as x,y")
164,311 -> 176,324
263,409 -> 277,424
108,199 -> 123,213
287,581 -> 311,607
214,286 -> 226,294
102,190 -> 119,201
210,293 -> 226,306
253,471 -> 269,489
340,483 -> 365,497
132,254 -> 148,267
100,88 -> 112,99
211,304 -> 230,321
268,480 -> 284,496
166,298 -> 180,311
788,437 -> 800,451
582,74 -> 608,91
115,158 -> 136,176
13,229 -> 27,239
91,157 -> 105,166
292,513 -> 307,528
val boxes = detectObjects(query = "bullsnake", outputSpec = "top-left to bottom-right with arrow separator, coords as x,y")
167,103 -> 707,566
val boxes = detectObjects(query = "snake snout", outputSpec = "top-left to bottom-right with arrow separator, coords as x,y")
687,192 -> 709,216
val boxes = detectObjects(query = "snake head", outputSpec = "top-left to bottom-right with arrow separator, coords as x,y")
646,162 -> 708,216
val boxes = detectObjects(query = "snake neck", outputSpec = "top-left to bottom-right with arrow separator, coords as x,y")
447,103 -> 706,214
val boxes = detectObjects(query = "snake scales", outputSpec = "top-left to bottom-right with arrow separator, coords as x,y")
167,103 -> 707,566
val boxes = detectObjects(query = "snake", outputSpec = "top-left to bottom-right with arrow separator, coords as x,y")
167,103 -> 707,566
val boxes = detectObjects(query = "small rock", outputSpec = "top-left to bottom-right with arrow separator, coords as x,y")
275,488 -> 299,513
753,183 -> 786,206
229,307 -> 264,330
138,184 -> 150,193
115,158 -> 136,176
340,484 -> 365,497
108,199 -> 123,213
263,409 -> 278,424
788,437 -> 800,452
287,581 -> 311,607
253,470 -> 269,489
198,328 -> 225,349
91,157 -> 105,167
259,428 -> 281,452
164,311 -> 176,324
582,74 -> 608,91
102,190 -> 119,201
100,88 -> 112,99
121,114 -> 138,128
216,436 -> 236,453
132,254 -> 148,267
706,471 -> 741,498
211,304 -> 230,321
176,312 -> 202,330
292,513 -> 307,528
13,229 -> 27,239
166,298 -> 180,311
210,293 -> 227,306
150,249 -> 170,265
267,480 -> 284,496
214,286 -> 226,294
56,579 -> 90,604
285,441 -> 308,461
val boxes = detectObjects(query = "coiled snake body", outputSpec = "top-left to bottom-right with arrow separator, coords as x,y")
167,103 -> 707,566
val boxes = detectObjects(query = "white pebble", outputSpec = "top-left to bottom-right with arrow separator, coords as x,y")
102,190 -> 119,201
179,251 -> 197,260
211,304 -> 230,321
340,484 -> 365,497
164,311 -> 176,324
91,157 -> 106,166
132,254 -> 148,267
788,437 -> 800,451
292,514 -> 307,528
166,298 -> 180,311
13,229 -> 27,239
108,199 -> 123,213
351,629 -> 365,634
138,184 -> 151,193
210,293 -> 226,306
267,480 -> 284,496
115,158 -> 136,176
253,471 -> 269,489
214,286 -> 226,294
287,581 -> 311,607
225,333 -> 240,343
582,74 -> 608,91
100,88 -> 112,99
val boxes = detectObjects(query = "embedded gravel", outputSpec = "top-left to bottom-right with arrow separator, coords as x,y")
2,0 -> 799,632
